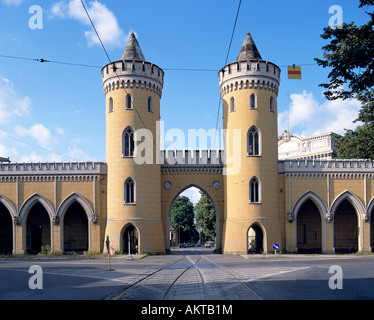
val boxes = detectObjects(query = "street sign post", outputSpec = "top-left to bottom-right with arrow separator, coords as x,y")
272,243 -> 280,257
126,231 -> 133,261
106,236 -> 114,271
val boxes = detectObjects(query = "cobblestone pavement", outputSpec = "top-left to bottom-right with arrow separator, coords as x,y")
2,249 -> 374,300
116,249 -> 310,300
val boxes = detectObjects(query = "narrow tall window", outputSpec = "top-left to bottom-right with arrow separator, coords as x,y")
250,93 -> 256,109
270,96 -> 275,112
247,126 -> 260,156
122,126 -> 135,157
109,97 -> 113,113
230,96 -> 235,112
124,177 -> 135,204
126,94 -> 132,109
249,177 -> 260,203
148,96 -> 153,112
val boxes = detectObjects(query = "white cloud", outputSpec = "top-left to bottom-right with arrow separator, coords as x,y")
0,76 -> 31,124
180,187 -> 201,205
15,124 -> 53,148
50,0 -> 127,48
55,127 -> 65,136
1,0 -> 24,6
278,90 -> 362,137
68,138 -> 93,161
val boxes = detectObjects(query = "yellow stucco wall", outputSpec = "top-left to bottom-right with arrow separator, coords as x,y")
0,166 -> 107,254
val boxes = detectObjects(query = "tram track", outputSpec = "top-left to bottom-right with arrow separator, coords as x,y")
106,248 -> 264,300
105,252 -> 186,300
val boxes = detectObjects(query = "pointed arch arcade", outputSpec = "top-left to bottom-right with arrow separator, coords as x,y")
19,194 -> 55,254
292,191 -> 327,253
331,191 -> 363,253
57,193 -> 94,253
0,195 -> 16,254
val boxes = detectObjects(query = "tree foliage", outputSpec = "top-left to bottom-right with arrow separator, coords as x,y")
195,191 -> 216,241
170,196 -> 197,243
315,0 -> 374,159
315,1 -> 374,101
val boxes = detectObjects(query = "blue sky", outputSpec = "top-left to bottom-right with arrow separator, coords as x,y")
0,0 -> 370,164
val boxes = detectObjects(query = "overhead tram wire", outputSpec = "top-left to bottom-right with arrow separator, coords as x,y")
0,131 -> 80,162
79,0 -> 187,190
0,54 -> 101,69
80,0 -> 150,143
0,54 -> 317,73
213,0 -> 242,151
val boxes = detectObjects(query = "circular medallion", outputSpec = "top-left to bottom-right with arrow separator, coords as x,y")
212,180 -> 221,190
163,181 -> 172,190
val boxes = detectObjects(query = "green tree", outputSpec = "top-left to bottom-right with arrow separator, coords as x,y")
170,196 -> 197,243
195,191 -> 216,241
315,0 -> 374,158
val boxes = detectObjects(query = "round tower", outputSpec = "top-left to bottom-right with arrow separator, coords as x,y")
219,32 -> 282,254
102,33 -> 165,254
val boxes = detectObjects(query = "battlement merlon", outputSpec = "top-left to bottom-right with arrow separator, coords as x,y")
160,150 -> 224,168
278,159 -> 374,174
218,60 -> 281,97
0,161 -> 107,176
102,60 -> 164,97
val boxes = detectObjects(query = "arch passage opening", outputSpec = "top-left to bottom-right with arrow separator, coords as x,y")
247,224 -> 263,254
371,207 -> 374,253
169,187 -> 217,249
122,224 -> 138,254
63,201 -> 89,253
297,199 -> 322,254
334,199 -> 358,253
26,202 -> 51,255
0,203 -> 12,254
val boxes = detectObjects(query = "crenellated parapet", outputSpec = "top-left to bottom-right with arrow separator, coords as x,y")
218,60 -> 281,97
102,59 -> 164,97
160,150 -> 224,167
279,159 -> 374,178
0,161 -> 107,181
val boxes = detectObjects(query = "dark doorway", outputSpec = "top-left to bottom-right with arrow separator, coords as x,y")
247,224 -> 263,254
334,199 -> 358,253
26,202 -> 51,254
123,224 -> 138,254
371,209 -> 374,253
63,201 -> 88,253
297,199 -> 322,254
0,203 -> 13,254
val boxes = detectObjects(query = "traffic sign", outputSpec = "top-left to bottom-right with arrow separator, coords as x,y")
272,243 -> 280,251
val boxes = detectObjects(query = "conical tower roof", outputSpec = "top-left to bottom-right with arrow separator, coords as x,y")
121,32 -> 145,61
236,31 -> 262,61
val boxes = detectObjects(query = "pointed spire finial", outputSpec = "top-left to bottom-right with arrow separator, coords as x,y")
121,32 -> 145,61
237,31 -> 262,61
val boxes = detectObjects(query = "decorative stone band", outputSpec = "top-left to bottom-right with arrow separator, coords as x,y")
279,159 -> 374,178
218,60 -> 281,97
160,150 -> 224,167
102,59 -> 164,97
161,168 -> 223,175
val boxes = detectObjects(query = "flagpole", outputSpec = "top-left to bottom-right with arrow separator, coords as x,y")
287,88 -> 290,132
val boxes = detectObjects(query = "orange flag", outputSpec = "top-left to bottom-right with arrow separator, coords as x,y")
288,65 -> 302,79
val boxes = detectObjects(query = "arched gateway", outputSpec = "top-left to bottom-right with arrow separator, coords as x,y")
2,31 -> 374,256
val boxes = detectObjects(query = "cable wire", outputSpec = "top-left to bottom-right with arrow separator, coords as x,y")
0,53 -> 318,72
213,0 -> 242,150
